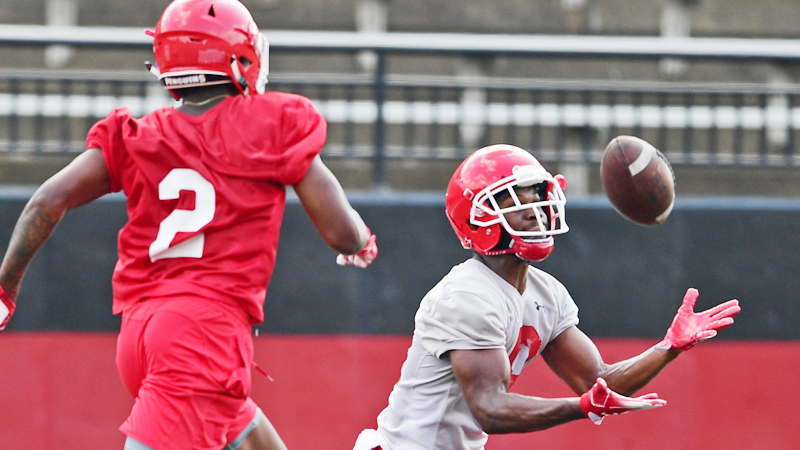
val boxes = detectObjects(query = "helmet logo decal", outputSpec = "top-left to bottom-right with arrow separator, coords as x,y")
199,49 -> 226,64
463,188 -> 474,200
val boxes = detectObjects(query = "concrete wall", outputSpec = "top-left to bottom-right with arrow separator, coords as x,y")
2,1 -> 800,38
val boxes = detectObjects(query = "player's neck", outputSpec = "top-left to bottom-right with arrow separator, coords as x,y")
473,253 -> 528,294
177,84 -> 239,115
178,94 -> 231,115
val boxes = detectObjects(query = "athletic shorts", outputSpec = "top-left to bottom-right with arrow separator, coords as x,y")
116,295 -> 257,450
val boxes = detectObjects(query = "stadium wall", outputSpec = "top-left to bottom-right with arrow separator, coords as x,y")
2,191 -> 798,339
0,191 -> 799,449
1,334 -> 798,450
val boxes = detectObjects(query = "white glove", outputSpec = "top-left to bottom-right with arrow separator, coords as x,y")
336,232 -> 378,269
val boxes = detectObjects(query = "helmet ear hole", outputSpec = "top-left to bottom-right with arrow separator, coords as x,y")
208,5 -> 216,16
238,57 -> 252,68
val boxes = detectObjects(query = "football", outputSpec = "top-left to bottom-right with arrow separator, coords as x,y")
600,135 -> 675,226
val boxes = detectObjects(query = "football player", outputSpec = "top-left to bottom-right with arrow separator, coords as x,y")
0,1 -> 378,449
353,144 -> 740,450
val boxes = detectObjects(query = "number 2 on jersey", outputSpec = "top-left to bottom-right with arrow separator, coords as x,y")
149,168 -> 216,262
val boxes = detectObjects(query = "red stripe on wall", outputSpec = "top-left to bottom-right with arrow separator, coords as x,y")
0,334 -> 798,450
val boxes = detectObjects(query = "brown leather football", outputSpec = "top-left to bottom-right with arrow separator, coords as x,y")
600,136 -> 675,226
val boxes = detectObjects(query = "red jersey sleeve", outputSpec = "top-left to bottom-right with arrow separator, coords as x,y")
275,94 -> 327,185
85,108 -> 132,194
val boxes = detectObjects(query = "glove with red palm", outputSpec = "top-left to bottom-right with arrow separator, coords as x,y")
336,231 -> 378,269
656,288 -> 741,351
580,377 -> 666,425
0,284 -> 16,332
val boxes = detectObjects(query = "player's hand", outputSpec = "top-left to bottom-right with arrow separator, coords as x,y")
655,288 -> 741,351
580,377 -> 666,425
336,231 -> 378,268
0,284 -> 16,332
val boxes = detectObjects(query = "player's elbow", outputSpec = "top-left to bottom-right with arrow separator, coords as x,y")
469,400 -> 508,434
475,416 -> 503,435
322,224 -> 364,255
27,185 -> 70,217
473,409 -> 510,435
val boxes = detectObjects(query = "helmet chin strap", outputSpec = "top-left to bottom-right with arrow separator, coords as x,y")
144,61 -> 160,77
230,58 -> 249,94
511,237 -> 554,262
494,228 -> 515,252
489,228 -> 554,262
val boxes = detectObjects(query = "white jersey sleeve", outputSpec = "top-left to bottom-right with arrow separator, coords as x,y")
416,290 -> 508,358
522,266 -> 580,346
550,276 -> 579,340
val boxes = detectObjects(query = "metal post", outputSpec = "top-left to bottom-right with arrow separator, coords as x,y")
789,94 -> 797,163
759,93 -> 768,164
9,78 -> 19,153
373,50 -> 386,189
709,93 -> 718,161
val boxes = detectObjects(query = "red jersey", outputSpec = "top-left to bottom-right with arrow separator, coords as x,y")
86,92 -> 326,324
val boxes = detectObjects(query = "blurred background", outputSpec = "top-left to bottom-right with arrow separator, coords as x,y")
1,1 -> 799,449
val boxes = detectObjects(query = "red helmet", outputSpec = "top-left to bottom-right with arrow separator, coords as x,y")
445,144 -> 569,262
149,0 -> 269,99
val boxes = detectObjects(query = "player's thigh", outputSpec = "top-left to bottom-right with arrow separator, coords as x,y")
236,410 -> 287,450
116,302 -> 149,397
142,297 -> 253,393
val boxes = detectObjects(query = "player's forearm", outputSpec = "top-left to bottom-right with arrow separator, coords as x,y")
472,393 -> 585,434
0,192 -> 68,299
338,207 -> 370,254
598,346 -> 680,396
294,157 -> 369,254
311,204 -> 367,255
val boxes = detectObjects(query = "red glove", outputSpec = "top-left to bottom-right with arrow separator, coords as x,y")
336,231 -> 378,269
0,284 -> 16,332
580,377 -> 666,425
656,288 -> 741,351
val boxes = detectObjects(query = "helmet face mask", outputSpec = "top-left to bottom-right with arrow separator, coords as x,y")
149,0 -> 269,99
446,144 -> 569,262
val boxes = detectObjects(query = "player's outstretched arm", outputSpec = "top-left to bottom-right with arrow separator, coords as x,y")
293,156 -> 377,267
0,148 -> 110,330
542,288 -> 740,398
450,348 -> 665,433
656,287 -> 741,351
542,326 -> 680,398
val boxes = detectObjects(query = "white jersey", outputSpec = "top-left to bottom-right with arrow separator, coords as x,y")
376,258 -> 579,450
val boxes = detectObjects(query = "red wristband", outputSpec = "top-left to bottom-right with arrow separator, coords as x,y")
0,285 -> 16,331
